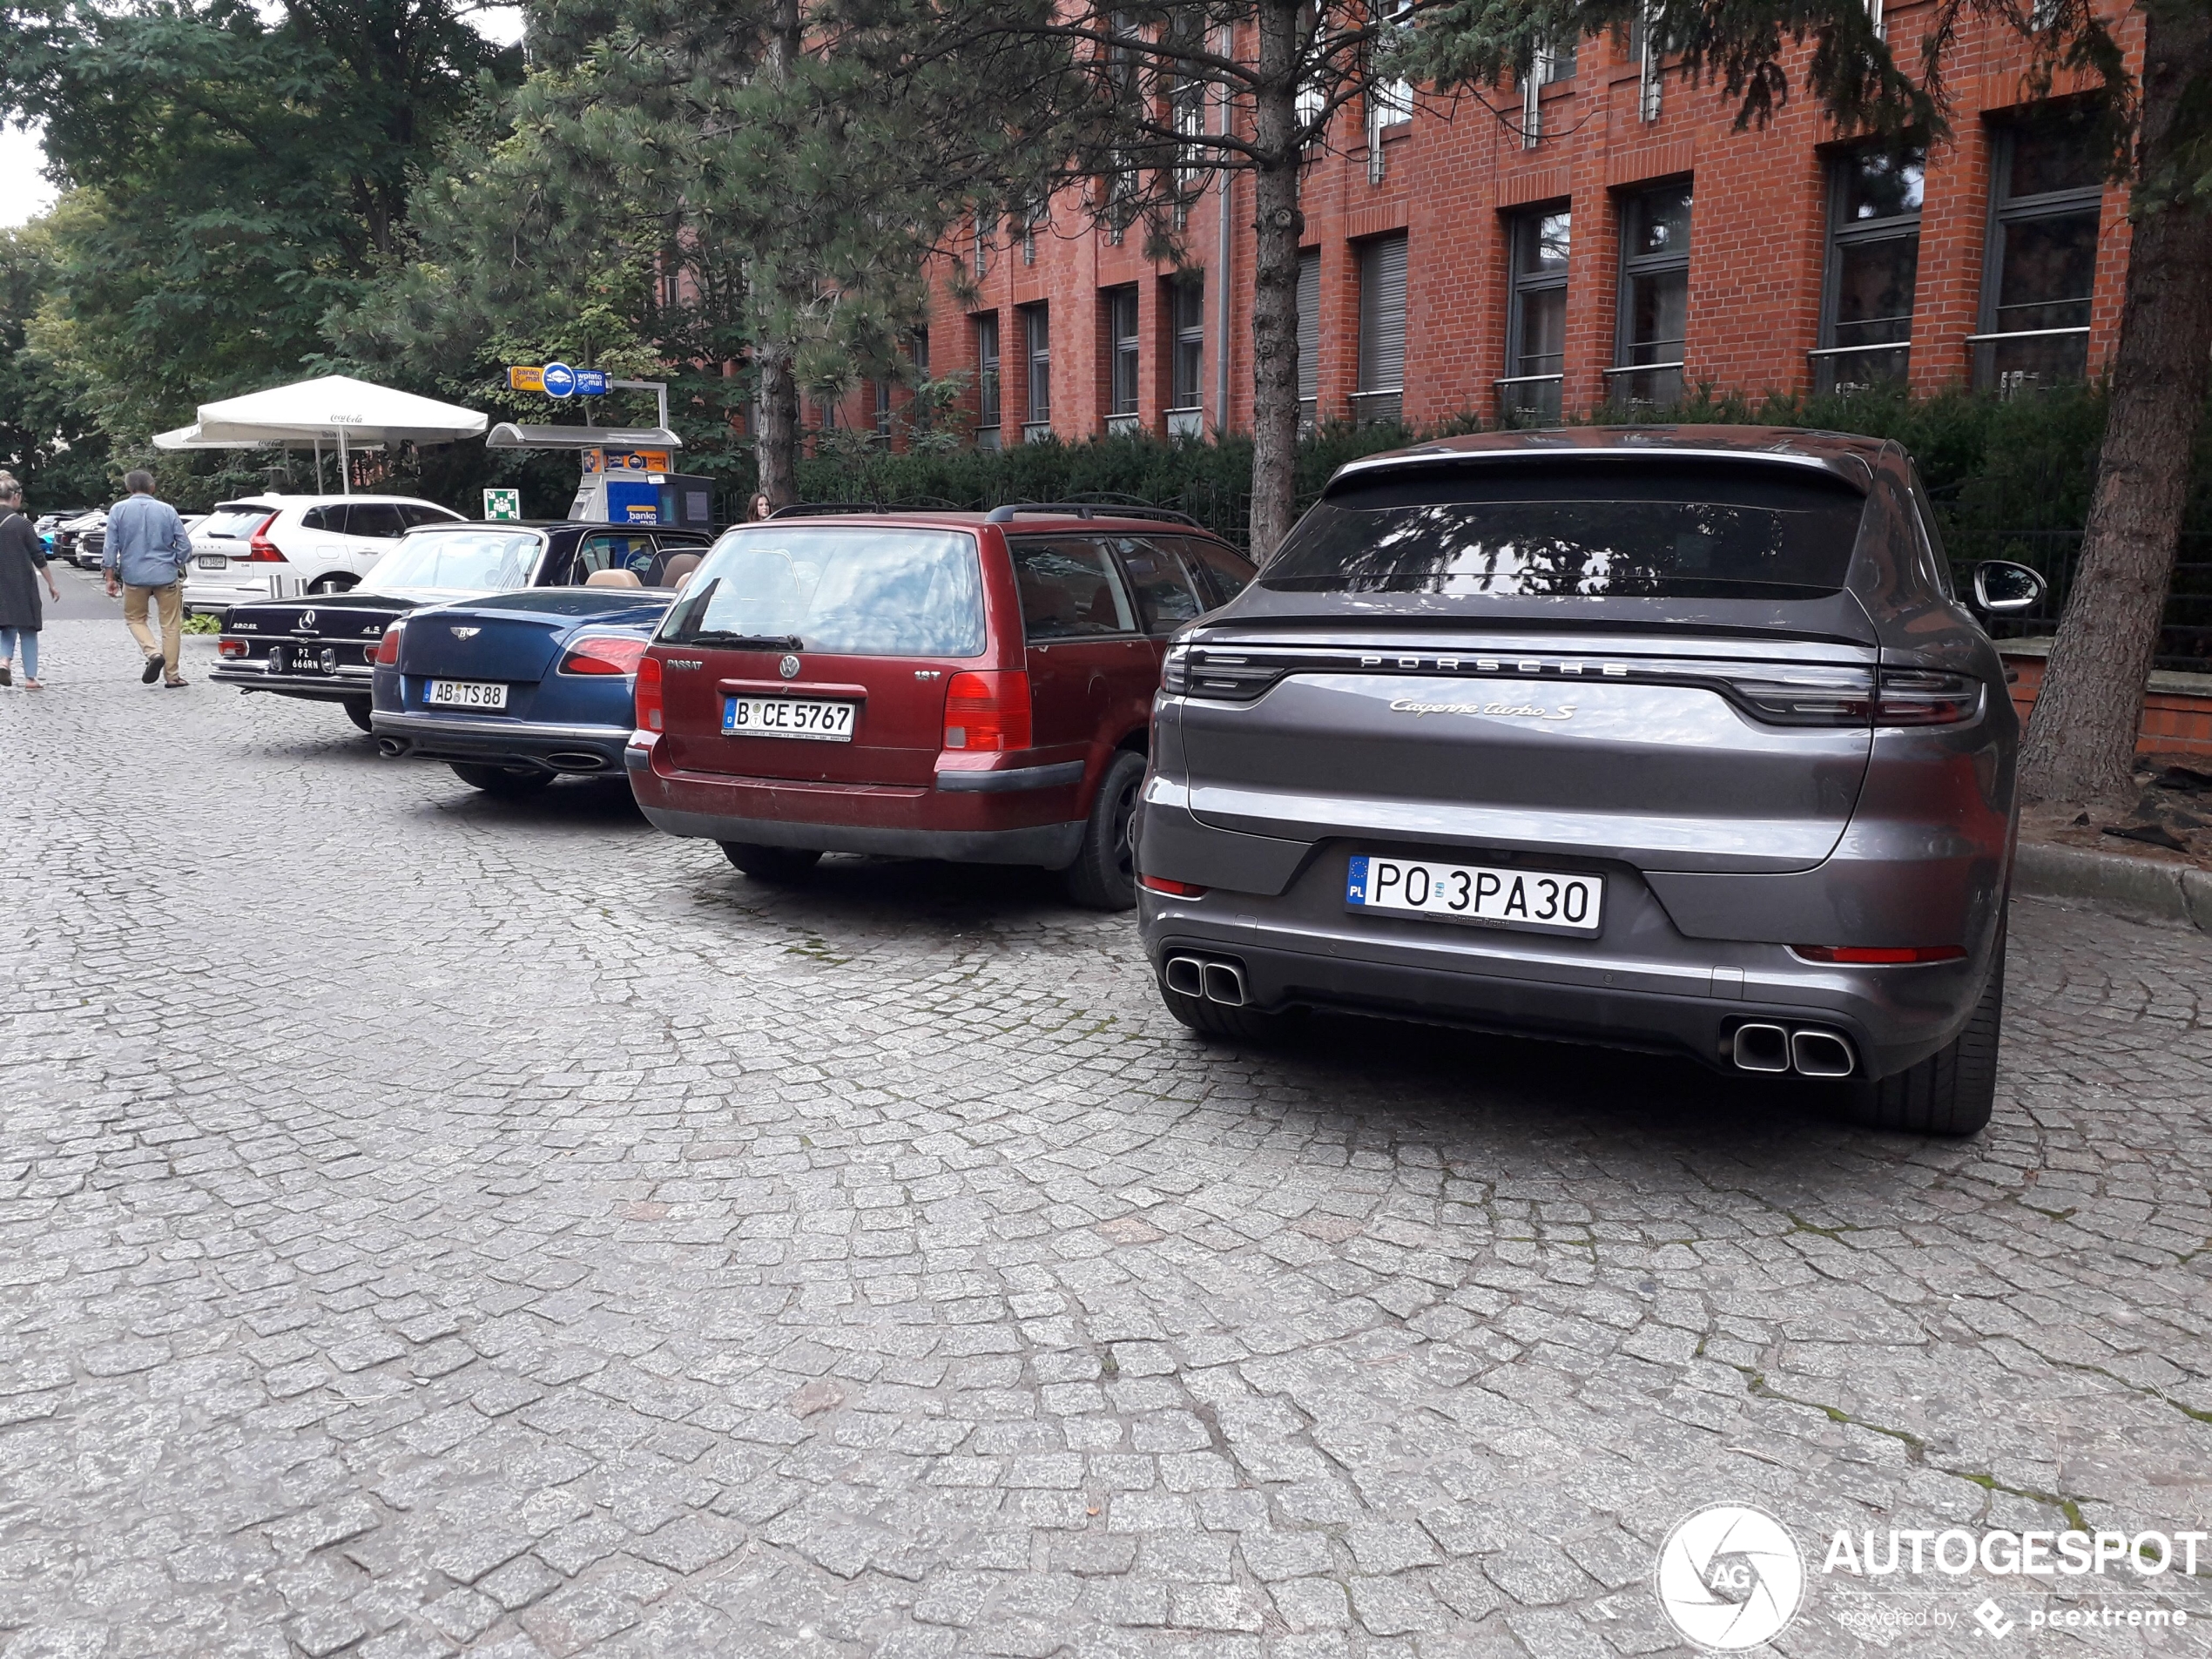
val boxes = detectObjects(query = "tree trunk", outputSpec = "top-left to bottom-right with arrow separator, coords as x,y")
2018,0 -> 2212,806
1246,0 -> 1304,561
752,339 -> 800,508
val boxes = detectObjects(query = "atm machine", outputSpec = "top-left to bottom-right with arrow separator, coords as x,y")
483,422 -> 716,529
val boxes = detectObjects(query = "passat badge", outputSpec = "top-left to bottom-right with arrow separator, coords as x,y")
450,626 -> 480,639
779,654 -> 801,680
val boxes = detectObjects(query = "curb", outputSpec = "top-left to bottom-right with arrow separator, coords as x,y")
2014,841 -> 2212,936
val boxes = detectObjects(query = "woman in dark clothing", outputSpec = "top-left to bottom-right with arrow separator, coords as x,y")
0,477 -> 62,689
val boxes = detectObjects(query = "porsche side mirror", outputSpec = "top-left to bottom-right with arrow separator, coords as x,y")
1973,559 -> 2046,614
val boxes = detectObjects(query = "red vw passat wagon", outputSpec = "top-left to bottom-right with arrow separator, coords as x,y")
626,505 -> 1255,907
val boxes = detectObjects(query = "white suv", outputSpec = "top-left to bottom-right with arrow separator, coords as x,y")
183,495 -> 463,611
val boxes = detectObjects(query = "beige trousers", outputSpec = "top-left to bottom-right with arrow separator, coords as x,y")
124,582 -> 184,678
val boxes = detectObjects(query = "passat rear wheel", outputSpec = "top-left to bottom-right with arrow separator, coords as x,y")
1844,921 -> 2004,1136
1064,751 -> 1146,911
450,762 -> 552,797
719,842 -> 823,882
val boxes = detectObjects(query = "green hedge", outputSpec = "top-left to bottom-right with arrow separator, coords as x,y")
794,385 -> 2212,554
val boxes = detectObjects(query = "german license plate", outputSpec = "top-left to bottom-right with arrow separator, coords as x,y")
427,679 -> 508,710
723,696 -> 856,742
1346,854 -> 1603,935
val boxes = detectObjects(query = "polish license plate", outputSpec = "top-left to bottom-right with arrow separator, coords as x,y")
277,649 -> 327,674
427,679 -> 509,710
1346,854 -> 1603,935
723,696 -> 856,742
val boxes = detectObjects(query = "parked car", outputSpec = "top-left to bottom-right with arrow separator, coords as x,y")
182,494 -> 465,610
34,510 -> 91,554
1136,427 -> 2047,1135
371,583 -> 692,793
212,522 -> 711,731
628,505 -> 1256,907
53,510 -> 105,568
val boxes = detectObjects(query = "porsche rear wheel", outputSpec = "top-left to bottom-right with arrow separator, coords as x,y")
450,762 -> 552,797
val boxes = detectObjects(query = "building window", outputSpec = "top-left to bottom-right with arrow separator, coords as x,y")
1612,181 -> 1690,407
1503,208 -> 1568,422
1108,287 -> 1141,430
974,313 -> 1001,450
1022,303 -> 1051,440
1354,233 -> 1407,427
1169,275 -> 1205,436
1974,117 -> 2103,393
974,212 -> 994,280
874,379 -> 893,440
909,327 -> 931,430
1297,247 -> 1321,430
1817,146 -> 1924,395
1519,38 -> 1575,148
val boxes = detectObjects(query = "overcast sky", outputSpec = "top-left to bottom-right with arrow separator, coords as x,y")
1,6 -> 525,231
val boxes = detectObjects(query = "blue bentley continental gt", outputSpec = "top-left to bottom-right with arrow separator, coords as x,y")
368,568 -> 692,795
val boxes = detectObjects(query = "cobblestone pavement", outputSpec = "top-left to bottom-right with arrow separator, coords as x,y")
4,577 -> 2212,1659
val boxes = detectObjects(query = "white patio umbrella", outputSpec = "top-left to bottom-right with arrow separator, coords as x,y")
187,374 -> 485,495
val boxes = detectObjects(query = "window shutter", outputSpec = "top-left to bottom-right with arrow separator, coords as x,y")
1358,234 -> 1407,393
1298,249 -> 1321,401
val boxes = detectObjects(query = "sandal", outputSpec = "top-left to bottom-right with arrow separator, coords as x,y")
0,664 -> 11,686
22,679 -> 42,690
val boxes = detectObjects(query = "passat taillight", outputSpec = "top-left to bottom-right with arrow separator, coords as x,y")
634,655 -> 664,732
243,513 -> 285,563
1872,670 -> 1981,726
1792,945 -> 1968,965
373,620 -> 405,666
557,635 -> 651,677
217,637 -> 248,660
942,671 -> 1032,752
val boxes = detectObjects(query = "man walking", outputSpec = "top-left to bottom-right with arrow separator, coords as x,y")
104,469 -> 193,687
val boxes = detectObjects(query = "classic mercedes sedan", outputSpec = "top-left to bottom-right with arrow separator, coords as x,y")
212,521 -> 710,731
370,585 -> 678,794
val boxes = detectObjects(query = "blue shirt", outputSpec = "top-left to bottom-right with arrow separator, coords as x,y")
105,494 -> 192,587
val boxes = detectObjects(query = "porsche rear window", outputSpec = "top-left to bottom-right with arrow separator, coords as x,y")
1264,462 -> 1868,601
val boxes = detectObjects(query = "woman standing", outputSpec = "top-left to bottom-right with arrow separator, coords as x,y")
0,476 -> 62,689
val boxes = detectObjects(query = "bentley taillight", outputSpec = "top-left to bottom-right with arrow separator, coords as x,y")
558,635 -> 651,677
373,621 -> 404,666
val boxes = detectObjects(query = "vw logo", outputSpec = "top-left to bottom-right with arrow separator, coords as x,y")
1655,1505 -> 1804,1650
450,626 -> 481,639
779,654 -> 801,680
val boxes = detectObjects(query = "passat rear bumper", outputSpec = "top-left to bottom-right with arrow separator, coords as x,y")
625,738 -> 1085,867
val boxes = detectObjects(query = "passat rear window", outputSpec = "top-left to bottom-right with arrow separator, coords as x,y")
1264,462 -> 1869,600
662,527 -> 985,657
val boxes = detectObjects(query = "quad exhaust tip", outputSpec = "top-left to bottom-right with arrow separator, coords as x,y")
1733,1022 -> 1856,1078
1164,955 -> 1247,1008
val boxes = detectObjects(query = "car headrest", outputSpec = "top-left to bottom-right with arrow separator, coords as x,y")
584,569 -> 644,589
660,552 -> 702,584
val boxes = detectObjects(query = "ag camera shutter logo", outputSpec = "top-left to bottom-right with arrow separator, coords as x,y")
1656,1505 -> 1805,1650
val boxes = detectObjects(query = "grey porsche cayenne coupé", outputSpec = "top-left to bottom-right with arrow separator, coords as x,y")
1136,428 -> 2047,1136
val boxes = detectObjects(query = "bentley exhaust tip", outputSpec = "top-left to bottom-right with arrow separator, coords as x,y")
375,737 -> 405,759
1201,962 -> 1247,1007
1163,956 -> 1204,997
1732,1022 -> 1791,1074
1791,1028 -> 1857,1078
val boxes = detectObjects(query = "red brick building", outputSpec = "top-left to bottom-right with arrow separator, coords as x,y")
853,7 -> 2136,450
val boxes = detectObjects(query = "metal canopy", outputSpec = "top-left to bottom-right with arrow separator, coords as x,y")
485,423 -> 685,452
